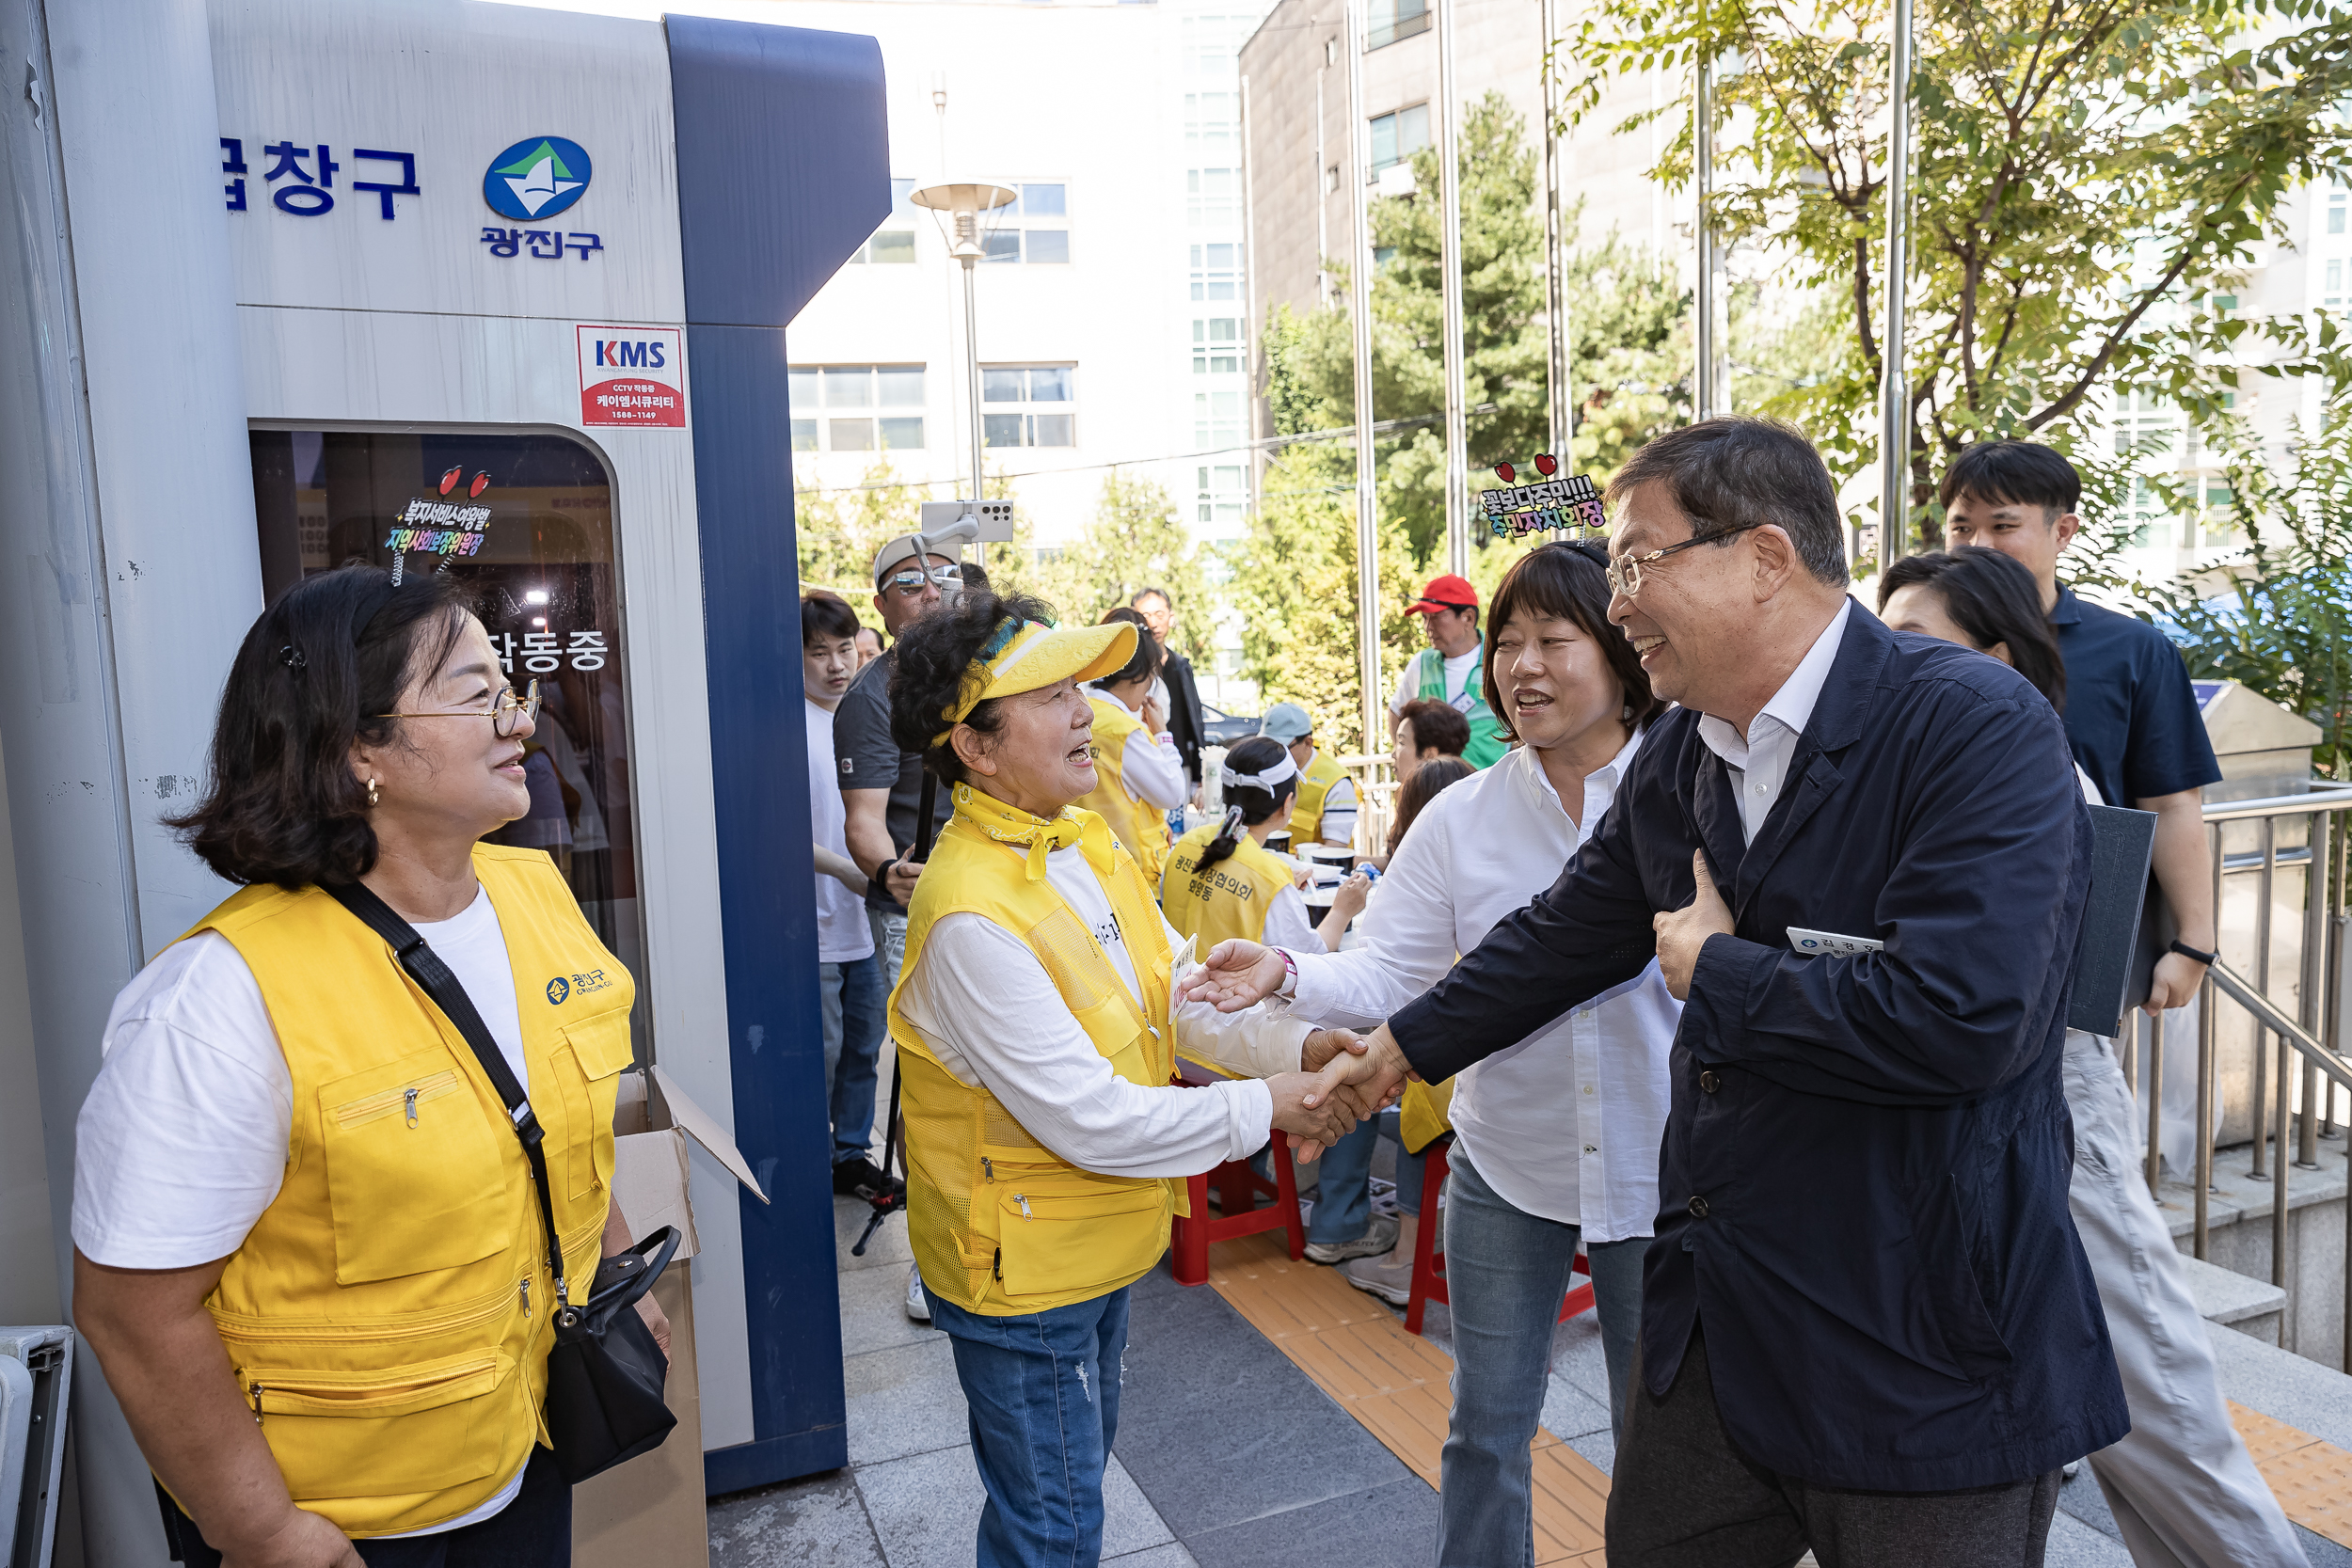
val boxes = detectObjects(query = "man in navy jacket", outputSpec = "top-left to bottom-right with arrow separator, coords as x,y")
1314,419 -> 2126,1564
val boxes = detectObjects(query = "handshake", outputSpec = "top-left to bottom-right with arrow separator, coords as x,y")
1176,938 -> 1418,1164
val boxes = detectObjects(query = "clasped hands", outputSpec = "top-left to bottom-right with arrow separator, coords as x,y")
1179,940 -> 1414,1162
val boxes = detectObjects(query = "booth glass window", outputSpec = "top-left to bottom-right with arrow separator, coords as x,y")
248,429 -> 649,1049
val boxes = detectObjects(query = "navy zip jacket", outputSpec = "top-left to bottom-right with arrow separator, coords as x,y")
1389,603 -> 2128,1491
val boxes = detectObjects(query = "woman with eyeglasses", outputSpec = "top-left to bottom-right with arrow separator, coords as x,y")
1178,542 -> 1678,1565
72,564 -> 664,1567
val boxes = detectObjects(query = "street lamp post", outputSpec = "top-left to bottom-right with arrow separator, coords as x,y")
913,181 -> 1019,542
1876,0 -> 1915,567
1436,0 -> 1469,577
1345,0 -> 1383,768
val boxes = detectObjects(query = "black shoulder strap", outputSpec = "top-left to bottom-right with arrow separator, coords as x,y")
323,880 -> 573,1304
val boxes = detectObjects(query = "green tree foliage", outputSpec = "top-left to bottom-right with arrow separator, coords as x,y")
1565,0 -> 2352,546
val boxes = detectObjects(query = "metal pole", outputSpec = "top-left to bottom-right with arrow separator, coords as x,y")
962,255 -> 984,503
1693,9 -> 1716,421
2145,1010 -> 2164,1196
2196,819 -> 2220,1259
1437,0 -> 1469,577
1876,0 -> 1915,562
1346,0 -> 1383,763
2254,817 -> 2277,1178
2299,810 -> 2325,1167
1540,0 -> 1572,461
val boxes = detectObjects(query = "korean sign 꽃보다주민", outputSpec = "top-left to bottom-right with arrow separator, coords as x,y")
1482,455 -> 1605,539
576,325 -> 685,428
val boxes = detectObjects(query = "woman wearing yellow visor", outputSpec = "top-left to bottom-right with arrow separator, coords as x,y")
883,590 -> 1365,1568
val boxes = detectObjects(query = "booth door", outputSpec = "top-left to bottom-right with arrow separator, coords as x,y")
248,428 -> 648,1056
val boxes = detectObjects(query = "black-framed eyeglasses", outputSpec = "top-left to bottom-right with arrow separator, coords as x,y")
1604,523 -> 1765,598
378,678 -> 541,738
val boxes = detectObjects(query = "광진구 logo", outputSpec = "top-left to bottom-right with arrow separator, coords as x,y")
483,136 -> 593,222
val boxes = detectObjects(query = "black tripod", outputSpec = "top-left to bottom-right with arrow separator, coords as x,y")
850,773 -> 936,1258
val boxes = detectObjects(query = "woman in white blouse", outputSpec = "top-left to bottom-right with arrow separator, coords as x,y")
1179,542 -> 1677,1567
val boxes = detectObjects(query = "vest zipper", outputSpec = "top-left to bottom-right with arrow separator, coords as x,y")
981,1157 -> 993,1181
519,1277 -> 531,1317
404,1087 -> 419,1128
1014,1194 -> 1033,1220
249,1383 -> 264,1425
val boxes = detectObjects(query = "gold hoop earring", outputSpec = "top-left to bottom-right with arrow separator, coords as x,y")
366,778 -> 382,808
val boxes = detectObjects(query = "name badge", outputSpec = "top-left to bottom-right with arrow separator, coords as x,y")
1788,927 -> 1883,958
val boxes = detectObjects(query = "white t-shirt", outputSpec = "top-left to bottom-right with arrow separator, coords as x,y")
72,885 -> 532,1535
805,699 -> 877,963
1389,643 -> 1484,717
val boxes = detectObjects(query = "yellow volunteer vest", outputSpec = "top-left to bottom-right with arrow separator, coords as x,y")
887,787 -> 1186,1316
1160,822 -> 1295,954
1289,749 -> 1348,847
185,846 -> 632,1537
1079,693 -> 1172,890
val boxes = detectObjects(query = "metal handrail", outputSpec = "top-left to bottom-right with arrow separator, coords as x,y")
2211,958 -> 2352,1095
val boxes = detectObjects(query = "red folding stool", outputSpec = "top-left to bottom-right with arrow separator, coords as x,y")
1168,1128 -> 1308,1286
1405,1132 -> 1596,1335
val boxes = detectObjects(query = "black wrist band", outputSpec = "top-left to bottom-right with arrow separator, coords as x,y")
875,855 -> 899,883
2169,939 -> 2217,967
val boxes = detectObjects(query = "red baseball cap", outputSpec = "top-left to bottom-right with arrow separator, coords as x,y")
1405,573 -> 1479,615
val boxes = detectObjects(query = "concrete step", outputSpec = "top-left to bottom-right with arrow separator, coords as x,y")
2152,1136 -> 2347,1370
2180,1251 -> 2289,1344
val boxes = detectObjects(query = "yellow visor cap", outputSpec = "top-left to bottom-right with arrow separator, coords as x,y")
939,618 -> 1139,740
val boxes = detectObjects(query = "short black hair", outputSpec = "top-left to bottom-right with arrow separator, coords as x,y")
170,564 -> 472,888
1878,547 -> 2067,711
960,561 -> 991,593
1393,698 -> 1470,758
1939,440 -> 2081,515
887,588 -> 1062,785
1097,607 -> 1163,687
1606,416 -> 1850,587
802,590 -> 862,647
1483,541 -> 1666,737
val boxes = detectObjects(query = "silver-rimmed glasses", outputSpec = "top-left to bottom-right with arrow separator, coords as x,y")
378,677 -> 541,737
1604,522 -> 1765,598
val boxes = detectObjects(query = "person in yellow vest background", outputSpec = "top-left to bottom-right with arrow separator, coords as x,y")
1162,736 -> 1365,959
881,588 -> 1368,1568
1255,703 -> 1356,850
1076,606 -> 1185,887
70,565 -> 665,1567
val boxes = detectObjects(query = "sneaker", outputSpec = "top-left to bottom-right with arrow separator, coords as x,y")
1304,1214 -> 1399,1266
904,1263 -> 930,1323
833,1157 -> 906,1204
1341,1246 -> 1415,1306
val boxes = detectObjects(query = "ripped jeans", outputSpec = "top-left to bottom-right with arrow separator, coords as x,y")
928,1285 -> 1133,1568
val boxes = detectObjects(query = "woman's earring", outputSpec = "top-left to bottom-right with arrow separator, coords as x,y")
366,778 -> 382,808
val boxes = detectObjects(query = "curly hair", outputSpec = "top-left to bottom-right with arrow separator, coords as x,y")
169,564 -> 471,888
887,589 -> 1066,785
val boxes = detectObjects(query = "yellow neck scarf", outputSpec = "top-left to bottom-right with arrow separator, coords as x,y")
953,782 -> 1117,882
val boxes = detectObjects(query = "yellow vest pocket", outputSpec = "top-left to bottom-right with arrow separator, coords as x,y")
995,1182 -> 1170,1304
554,1006 -> 633,1200
239,1350 -> 517,1503
320,1050 -> 511,1285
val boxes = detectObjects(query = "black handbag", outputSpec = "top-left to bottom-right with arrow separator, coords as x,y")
325,880 -> 679,1484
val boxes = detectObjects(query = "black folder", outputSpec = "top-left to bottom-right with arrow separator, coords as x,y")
2071,803 -> 2159,1037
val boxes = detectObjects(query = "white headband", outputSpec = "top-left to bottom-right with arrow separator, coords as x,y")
1222,752 -> 1299,793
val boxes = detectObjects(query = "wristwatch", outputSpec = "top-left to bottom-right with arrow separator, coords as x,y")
2168,939 -> 2217,967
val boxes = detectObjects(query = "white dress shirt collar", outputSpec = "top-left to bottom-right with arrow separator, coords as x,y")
1696,598 -> 1851,769
1518,722 -> 1647,823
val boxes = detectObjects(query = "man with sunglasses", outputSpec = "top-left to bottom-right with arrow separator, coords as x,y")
1311,418 -> 2123,1565
833,534 -> 972,1259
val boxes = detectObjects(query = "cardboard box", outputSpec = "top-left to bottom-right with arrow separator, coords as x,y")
574,1067 -> 767,1568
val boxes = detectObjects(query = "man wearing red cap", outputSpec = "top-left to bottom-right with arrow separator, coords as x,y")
1395,573 -> 1508,768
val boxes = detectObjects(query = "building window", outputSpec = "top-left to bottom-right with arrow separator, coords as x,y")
1197,463 -> 1248,530
1367,0 -> 1430,49
1188,168 -> 1239,227
1326,165 -> 1341,195
980,183 -> 1072,265
1193,318 -> 1241,373
789,364 -> 925,451
2330,188 -> 2346,235
1190,242 -> 1242,301
982,365 -> 1075,447
1369,104 -> 1431,176
1326,37 -> 1339,66
1186,93 -> 1236,160
847,179 -> 918,264
2328,258 -> 2344,314
1194,389 -> 1242,451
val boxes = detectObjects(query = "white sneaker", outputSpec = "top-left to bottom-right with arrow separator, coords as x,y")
1305,1214 -> 1399,1265
1340,1246 -> 1415,1306
904,1263 -> 930,1323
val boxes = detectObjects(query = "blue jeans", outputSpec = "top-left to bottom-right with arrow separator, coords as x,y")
1303,1108 -> 1426,1243
1438,1145 -> 1646,1568
928,1286 -> 1131,1568
818,953 -> 885,1164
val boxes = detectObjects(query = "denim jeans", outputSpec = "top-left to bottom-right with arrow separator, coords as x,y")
1301,1108 -> 1427,1243
818,953 -> 885,1165
1438,1145 -> 1647,1568
928,1286 -> 1131,1568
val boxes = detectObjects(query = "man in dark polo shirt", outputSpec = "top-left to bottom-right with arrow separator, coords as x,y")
1942,443 -> 2303,1568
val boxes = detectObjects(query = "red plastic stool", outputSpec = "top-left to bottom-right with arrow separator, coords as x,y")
1405,1133 -> 1596,1334
1169,1130 -> 1308,1286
